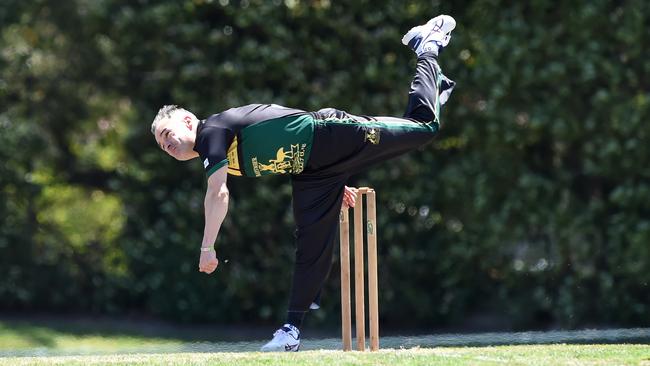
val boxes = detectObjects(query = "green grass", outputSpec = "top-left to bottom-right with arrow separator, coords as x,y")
1,345 -> 650,366
1,318 -> 649,365
0,321 -> 186,354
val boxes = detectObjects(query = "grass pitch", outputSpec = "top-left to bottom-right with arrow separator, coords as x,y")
1,318 -> 648,365
2,345 -> 650,366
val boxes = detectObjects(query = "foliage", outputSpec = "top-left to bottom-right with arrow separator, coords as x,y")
1,0 -> 649,329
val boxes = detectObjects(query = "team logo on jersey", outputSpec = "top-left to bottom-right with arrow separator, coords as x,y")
203,158 -> 209,168
365,127 -> 380,145
251,144 -> 307,176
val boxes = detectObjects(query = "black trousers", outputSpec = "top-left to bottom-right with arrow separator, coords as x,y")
287,54 -> 453,322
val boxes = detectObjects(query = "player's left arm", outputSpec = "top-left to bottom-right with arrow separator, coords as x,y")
198,165 -> 229,274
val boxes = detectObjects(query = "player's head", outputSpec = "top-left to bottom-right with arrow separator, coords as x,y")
151,105 -> 200,161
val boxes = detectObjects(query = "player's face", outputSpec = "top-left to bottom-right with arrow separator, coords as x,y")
154,113 -> 197,161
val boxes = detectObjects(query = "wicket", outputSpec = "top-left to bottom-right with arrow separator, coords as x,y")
339,187 -> 379,351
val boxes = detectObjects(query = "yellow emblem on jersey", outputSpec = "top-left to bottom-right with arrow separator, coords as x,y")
365,127 -> 380,145
251,144 -> 307,177
227,136 -> 242,176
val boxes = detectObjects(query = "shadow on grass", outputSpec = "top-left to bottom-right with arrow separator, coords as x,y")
379,328 -> 650,348
0,315 -> 274,344
1,315 -> 649,356
0,315 -> 275,356
2,323 -> 58,348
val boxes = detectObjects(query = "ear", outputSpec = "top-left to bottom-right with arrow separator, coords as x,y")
183,115 -> 193,130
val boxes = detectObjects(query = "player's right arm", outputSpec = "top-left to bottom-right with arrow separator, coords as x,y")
198,164 -> 229,274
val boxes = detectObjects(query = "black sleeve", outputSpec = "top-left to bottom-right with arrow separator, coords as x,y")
213,104 -> 307,130
194,126 -> 232,177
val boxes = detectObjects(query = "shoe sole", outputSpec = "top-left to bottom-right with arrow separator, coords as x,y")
401,15 -> 456,46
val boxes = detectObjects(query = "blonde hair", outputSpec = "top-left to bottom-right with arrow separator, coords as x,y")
151,105 -> 182,134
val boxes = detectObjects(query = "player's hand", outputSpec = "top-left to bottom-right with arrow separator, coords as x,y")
199,249 -> 219,274
343,186 -> 357,209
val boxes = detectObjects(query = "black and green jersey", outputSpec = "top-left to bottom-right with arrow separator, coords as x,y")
193,104 -> 314,178
193,57 -> 452,180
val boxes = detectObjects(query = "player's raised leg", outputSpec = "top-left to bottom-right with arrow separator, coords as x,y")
304,15 -> 458,176
402,14 -> 456,124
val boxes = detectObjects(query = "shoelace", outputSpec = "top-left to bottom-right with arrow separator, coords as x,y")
273,328 -> 299,341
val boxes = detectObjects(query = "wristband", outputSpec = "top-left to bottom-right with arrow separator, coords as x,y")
200,247 -> 214,252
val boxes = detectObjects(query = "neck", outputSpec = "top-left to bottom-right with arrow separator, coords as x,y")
189,118 -> 200,142
188,119 -> 200,160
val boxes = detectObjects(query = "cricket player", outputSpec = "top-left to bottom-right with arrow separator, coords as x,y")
151,15 -> 456,351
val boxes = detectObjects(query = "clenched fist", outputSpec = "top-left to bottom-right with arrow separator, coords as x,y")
199,249 -> 219,274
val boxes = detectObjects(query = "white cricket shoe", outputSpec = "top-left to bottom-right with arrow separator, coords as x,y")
260,324 -> 300,352
402,15 -> 456,56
